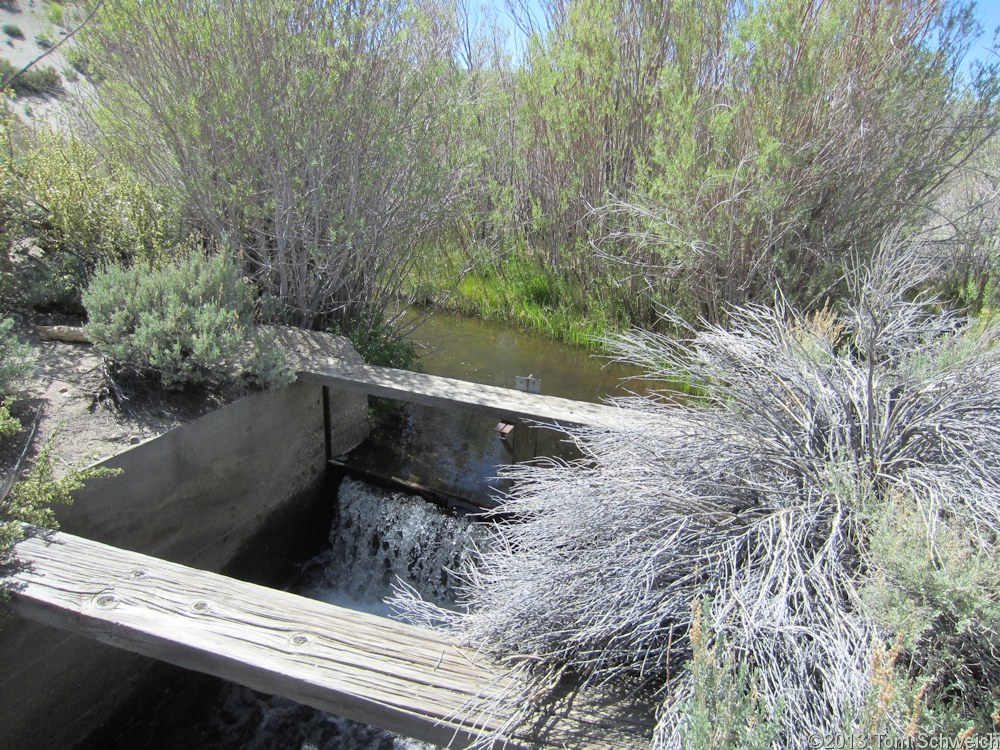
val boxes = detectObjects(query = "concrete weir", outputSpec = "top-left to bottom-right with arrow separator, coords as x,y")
1,327 -> 657,749
0,329 -> 370,750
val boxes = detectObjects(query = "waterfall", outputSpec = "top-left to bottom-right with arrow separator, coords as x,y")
109,479 -> 484,749
301,478 -> 485,614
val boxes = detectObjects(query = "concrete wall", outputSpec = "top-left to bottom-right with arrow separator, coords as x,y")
0,376 -> 369,750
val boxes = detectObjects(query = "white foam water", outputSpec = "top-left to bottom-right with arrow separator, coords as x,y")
168,479 -> 484,750
302,477 -> 485,613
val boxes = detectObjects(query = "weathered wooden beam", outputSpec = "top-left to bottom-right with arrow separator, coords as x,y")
298,361 -> 653,430
4,529 -> 651,749
34,325 -> 91,344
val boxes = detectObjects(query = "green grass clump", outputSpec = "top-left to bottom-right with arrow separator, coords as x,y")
2,24 -> 25,40
450,262 -> 625,348
405,246 -> 627,349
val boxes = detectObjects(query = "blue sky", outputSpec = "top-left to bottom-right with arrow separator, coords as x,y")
970,1 -> 1000,70
487,0 -> 1000,71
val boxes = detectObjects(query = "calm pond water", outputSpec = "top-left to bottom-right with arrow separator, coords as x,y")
343,308 -> 654,505
401,307 -> 647,402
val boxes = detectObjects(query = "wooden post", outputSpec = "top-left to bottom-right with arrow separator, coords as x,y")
510,421 -> 538,463
508,374 -> 541,462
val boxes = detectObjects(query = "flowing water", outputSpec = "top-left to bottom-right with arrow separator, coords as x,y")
86,480 -> 481,750
84,310 -> 655,749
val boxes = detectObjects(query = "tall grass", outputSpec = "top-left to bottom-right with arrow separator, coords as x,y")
405,249 -> 627,348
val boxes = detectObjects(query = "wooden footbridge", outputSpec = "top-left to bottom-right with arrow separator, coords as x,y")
4,346 -> 658,748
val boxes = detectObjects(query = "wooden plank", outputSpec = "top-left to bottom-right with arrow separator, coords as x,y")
297,361 -> 651,430
4,530 -> 651,749
34,324 -> 91,344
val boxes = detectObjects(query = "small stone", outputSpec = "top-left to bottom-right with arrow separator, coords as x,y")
128,436 -> 141,445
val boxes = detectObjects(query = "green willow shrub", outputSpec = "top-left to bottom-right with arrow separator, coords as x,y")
466,0 -> 998,326
83,253 -> 293,390
84,0 -> 469,329
0,126 -> 180,311
598,0 -> 998,322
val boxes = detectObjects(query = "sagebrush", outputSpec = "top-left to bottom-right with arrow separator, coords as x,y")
393,240 -> 1000,748
83,253 -> 292,390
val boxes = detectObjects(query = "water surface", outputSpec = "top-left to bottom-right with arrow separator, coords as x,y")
344,308 -> 654,504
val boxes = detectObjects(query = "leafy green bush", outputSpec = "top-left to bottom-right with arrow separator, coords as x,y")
0,439 -> 121,569
2,24 -> 25,40
0,317 -> 119,571
330,309 -> 418,417
83,252 -> 293,390
0,402 -> 20,442
45,1 -> 64,27
0,58 -> 63,95
0,127 -> 180,311
0,318 -> 33,396
342,309 -> 417,371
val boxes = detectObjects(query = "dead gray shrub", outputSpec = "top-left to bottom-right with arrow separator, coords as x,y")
392,236 -> 1000,748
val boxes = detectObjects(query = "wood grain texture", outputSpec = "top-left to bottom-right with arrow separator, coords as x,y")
4,530 -> 651,749
297,361 -> 656,430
